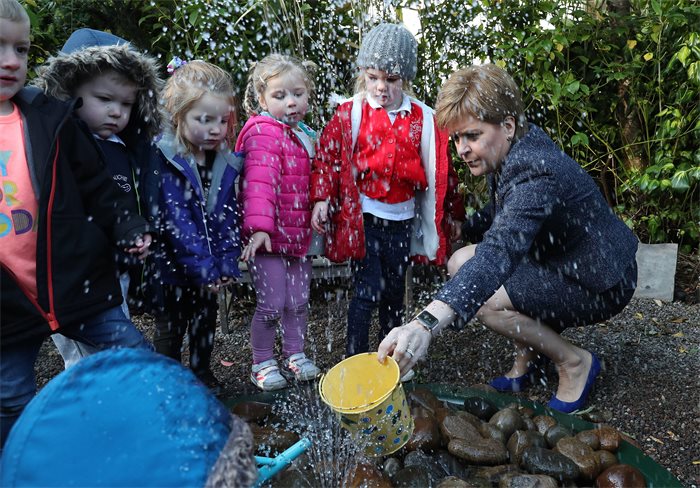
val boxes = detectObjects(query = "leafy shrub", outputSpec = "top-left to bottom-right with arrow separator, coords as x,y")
20,0 -> 700,251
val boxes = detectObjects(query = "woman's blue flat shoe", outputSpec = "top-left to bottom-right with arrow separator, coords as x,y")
489,356 -> 551,393
547,353 -> 601,413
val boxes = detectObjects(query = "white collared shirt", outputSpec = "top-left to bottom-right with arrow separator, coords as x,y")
366,93 -> 412,124
93,133 -> 126,145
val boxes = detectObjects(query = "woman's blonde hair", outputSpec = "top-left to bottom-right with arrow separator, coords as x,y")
435,64 -> 528,140
161,60 -> 238,154
243,54 -> 316,117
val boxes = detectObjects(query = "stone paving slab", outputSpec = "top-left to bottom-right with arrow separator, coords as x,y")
633,243 -> 678,301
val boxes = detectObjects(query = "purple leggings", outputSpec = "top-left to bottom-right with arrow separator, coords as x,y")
249,255 -> 312,364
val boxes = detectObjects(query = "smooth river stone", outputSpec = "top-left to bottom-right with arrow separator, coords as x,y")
412,405 -> 435,419
436,476 -> 475,488
518,406 -> 536,419
479,422 -> 507,445
435,407 -> 453,425
382,457 -> 402,478
404,448 -> 449,484
544,424 -> 572,448
441,414 -> 483,442
595,450 -> 619,471
471,464 -> 521,485
555,436 -> 601,481
406,416 -> 442,452
456,410 -> 485,428
576,429 -> 601,450
489,408 -> 526,439
231,401 -> 273,423
434,449 -> 474,480
507,430 -> 546,465
391,465 -> 432,487
448,438 -> 509,465
463,396 -> 499,420
532,415 -> 557,435
498,473 -> 558,488
522,417 -> 537,432
595,426 -> 621,452
345,462 -> 392,488
520,446 -> 580,482
409,388 -> 444,412
595,464 -> 647,488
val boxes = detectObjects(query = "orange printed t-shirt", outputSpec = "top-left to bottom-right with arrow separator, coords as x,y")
0,103 -> 39,299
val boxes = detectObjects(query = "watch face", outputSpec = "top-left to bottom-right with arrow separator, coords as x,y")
417,310 -> 439,329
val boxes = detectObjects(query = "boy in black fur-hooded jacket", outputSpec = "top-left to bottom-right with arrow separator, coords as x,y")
33,28 -> 165,367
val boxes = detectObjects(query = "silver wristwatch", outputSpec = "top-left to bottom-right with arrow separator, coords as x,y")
415,310 -> 439,335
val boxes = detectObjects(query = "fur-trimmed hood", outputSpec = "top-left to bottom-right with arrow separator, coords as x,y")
32,33 -> 164,139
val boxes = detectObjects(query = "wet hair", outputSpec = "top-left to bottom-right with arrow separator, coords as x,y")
243,53 -> 316,117
435,64 -> 528,140
161,60 -> 238,154
353,68 -> 414,96
0,0 -> 30,24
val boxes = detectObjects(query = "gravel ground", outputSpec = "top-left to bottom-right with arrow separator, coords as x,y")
34,264 -> 700,487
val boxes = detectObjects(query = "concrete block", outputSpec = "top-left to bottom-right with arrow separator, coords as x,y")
633,243 -> 678,301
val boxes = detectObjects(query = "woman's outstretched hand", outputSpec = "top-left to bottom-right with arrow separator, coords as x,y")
311,201 -> 329,234
377,321 -> 432,376
241,232 -> 271,262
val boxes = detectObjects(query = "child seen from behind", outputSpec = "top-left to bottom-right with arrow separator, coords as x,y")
155,60 -> 242,395
237,54 -> 321,391
311,23 -> 465,370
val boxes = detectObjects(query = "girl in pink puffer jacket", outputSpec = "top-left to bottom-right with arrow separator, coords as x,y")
236,54 -> 321,391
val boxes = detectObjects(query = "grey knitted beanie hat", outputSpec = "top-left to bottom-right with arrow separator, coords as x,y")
356,23 -> 418,81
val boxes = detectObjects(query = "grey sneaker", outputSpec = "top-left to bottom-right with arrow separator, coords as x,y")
251,359 -> 288,391
283,353 -> 321,381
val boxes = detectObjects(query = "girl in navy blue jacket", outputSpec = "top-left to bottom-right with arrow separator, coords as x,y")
154,60 -> 242,394
379,64 -> 638,414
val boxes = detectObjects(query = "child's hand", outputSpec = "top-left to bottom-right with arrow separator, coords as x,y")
311,202 -> 329,234
126,233 -> 153,260
449,219 -> 463,242
241,232 -> 271,261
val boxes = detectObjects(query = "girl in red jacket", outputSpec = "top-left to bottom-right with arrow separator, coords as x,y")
237,54 -> 321,391
311,24 -> 464,370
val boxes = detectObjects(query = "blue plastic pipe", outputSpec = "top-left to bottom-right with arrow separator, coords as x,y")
254,437 -> 311,486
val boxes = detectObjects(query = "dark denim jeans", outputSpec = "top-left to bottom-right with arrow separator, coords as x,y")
0,305 -> 151,448
153,284 -> 218,376
346,214 -> 412,356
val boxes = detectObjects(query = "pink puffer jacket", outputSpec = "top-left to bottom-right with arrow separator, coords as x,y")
236,115 -> 312,257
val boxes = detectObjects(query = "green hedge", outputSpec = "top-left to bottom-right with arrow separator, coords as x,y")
22,0 -> 700,251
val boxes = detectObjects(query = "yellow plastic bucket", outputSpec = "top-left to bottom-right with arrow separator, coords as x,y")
319,352 -> 414,456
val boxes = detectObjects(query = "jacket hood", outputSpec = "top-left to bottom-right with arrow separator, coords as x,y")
32,40 -> 164,139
